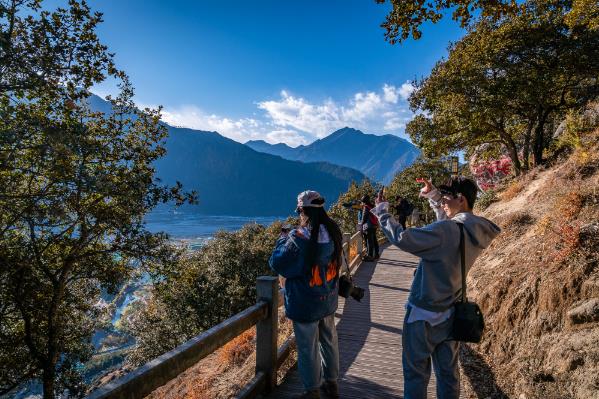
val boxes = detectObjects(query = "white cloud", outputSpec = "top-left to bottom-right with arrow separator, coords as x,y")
398,82 -> 415,100
384,118 -> 406,131
259,82 -> 415,139
257,91 -> 342,137
266,129 -> 309,147
141,80 -> 416,146
342,91 -> 384,122
158,105 -> 264,143
383,84 -> 399,104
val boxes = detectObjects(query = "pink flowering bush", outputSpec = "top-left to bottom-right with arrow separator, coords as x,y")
470,155 -> 513,191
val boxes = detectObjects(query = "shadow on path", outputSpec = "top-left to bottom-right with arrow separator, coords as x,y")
374,259 -> 417,269
460,344 -> 508,399
336,258 -> 376,377
368,282 -> 410,293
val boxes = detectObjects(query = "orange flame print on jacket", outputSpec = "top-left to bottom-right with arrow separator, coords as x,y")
309,264 -> 323,287
309,261 -> 338,287
325,261 -> 337,282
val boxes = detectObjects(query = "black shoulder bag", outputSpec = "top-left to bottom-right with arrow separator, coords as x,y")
451,223 -> 485,343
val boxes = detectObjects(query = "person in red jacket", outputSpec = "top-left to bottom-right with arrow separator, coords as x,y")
358,194 -> 379,261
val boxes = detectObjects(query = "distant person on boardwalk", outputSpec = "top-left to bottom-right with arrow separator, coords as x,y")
269,190 -> 343,399
356,205 -> 368,255
358,194 -> 379,261
370,177 -> 500,399
392,195 -> 413,229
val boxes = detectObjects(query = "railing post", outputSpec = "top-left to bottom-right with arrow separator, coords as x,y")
256,276 -> 279,393
356,232 -> 363,257
342,232 -> 351,261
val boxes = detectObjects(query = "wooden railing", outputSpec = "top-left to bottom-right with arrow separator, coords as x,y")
87,231 -> 366,399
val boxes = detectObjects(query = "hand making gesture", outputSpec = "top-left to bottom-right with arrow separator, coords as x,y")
416,177 -> 434,197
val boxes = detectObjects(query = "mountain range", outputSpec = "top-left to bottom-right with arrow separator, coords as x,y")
153,126 -> 366,216
246,127 -> 420,184
88,95 -> 420,216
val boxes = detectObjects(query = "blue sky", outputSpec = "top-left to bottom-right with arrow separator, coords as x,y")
85,0 -> 466,146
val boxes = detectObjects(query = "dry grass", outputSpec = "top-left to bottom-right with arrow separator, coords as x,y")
348,239 -> 358,260
465,141 -> 599,398
500,179 -> 526,201
145,313 -> 295,399
218,329 -> 255,367
556,191 -> 584,219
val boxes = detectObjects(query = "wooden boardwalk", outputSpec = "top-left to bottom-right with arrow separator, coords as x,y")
262,243 -> 439,399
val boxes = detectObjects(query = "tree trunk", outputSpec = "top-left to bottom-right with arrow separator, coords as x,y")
507,142 -> 521,176
497,129 -> 521,175
523,121 -> 533,171
533,110 -> 551,166
42,366 -> 55,399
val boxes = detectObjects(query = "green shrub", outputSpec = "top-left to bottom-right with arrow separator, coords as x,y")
125,222 -> 282,366
476,189 -> 499,210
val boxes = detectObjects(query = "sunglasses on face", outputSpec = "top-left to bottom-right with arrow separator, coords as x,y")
439,192 -> 462,204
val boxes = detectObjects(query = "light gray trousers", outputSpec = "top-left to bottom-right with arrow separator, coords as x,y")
402,307 -> 460,399
293,313 -> 340,391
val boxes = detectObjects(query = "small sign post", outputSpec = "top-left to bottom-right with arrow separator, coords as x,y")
450,156 -> 459,175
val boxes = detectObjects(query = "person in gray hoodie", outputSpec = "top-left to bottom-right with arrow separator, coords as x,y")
370,176 -> 500,399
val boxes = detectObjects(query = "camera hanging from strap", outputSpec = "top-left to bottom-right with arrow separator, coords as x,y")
337,244 -> 365,302
451,222 -> 485,343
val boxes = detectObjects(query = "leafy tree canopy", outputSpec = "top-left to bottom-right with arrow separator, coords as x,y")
375,0 -> 519,43
406,0 -> 599,172
375,0 -> 597,43
0,1 -> 194,397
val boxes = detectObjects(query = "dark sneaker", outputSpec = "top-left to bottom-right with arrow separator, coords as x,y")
293,389 -> 320,399
320,380 -> 339,399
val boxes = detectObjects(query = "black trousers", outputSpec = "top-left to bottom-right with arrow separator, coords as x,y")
365,227 -> 379,258
397,215 -> 407,230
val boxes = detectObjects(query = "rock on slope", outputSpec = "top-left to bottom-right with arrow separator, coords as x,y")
463,140 -> 599,398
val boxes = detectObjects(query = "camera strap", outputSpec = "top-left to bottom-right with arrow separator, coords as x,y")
458,222 -> 467,303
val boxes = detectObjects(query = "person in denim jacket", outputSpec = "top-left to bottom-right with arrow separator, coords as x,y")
269,190 -> 343,399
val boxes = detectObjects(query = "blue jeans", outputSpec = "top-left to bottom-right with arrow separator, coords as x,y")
293,313 -> 340,391
402,306 -> 460,399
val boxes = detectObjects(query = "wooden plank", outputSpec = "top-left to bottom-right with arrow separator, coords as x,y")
234,372 -> 266,399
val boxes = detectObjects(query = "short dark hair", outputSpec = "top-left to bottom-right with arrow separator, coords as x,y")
360,195 -> 372,206
438,176 -> 478,209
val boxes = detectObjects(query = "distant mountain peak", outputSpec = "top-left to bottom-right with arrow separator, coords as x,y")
329,127 -> 364,136
245,126 -> 420,184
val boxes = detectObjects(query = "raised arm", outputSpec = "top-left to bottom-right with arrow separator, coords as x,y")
371,203 -> 443,256
417,177 -> 447,221
268,232 -> 304,279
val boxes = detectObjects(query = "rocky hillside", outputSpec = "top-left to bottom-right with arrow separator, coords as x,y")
463,132 -> 599,398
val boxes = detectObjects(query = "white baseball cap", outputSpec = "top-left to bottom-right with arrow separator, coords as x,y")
297,190 -> 325,208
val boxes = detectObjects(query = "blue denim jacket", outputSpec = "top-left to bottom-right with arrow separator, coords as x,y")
269,227 -> 338,322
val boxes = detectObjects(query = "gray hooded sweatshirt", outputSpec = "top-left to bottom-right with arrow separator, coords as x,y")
374,192 -> 501,312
